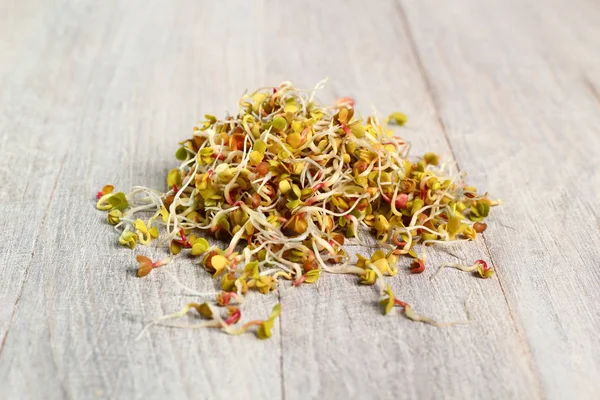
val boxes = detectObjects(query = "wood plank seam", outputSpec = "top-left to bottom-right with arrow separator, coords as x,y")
278,290 -> 286,400
394,1 -> 544,398
480,238 -> 544,400
583,75 -> 600,108
0,154 -> 67,358
393,1 -> 460,171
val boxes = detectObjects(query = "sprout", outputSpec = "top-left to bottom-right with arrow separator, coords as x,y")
256,304 -> 281,340
118,231 -> 138,249
96,184 -> 114,200
97,80 -> 499,339
476,260 -> 495,279
431,259 -> 495,280
386,112 -> 407,126
410,258 -> 425,274
107,210 -> 122,225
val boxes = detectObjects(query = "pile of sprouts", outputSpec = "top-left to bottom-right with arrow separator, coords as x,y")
96,80 -> 499,339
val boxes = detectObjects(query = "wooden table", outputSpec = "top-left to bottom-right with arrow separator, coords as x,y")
1,1 -> 598,399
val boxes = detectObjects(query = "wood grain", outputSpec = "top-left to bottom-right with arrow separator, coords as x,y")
400,0 -> 600,398
0,1 -> 279,399
0,0 -> 598,399
0,0 -> 71,362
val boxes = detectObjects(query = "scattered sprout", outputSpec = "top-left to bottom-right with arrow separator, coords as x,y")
304,269 -> 321,283
359,269 -> 378,285
410,258 -> 425,274
386,111 -> 408,126
107,192 -> 129,211
256,303 -> 281,339
118,231 -> 137,249
191,238 -> 210,255
107,210 -> 122,225
96,184 -> 114,200
431,259 -> 495,280
136,255 -> 153,277
136,254 -> 171,277
379,284 -> 396,315
475,260 -> 495,279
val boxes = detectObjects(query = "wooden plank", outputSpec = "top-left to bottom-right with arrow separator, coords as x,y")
398,0 -> 600,398
265,1 -> 538,399
0,0 -> 70,356
0,1 -> 281,399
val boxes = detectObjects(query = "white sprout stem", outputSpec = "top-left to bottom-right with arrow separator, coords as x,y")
167,162 -> 199,234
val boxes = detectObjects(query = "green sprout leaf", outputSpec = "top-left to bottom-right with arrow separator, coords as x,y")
118,231 -> 137,249
304,269 -> 321,283
175,147 -> 188,161
272,116 -> 288,131
191,238 -> 210,256
256,303 -> 281,340
387,111 -> 407,126
379,284 -> 396,315
107,192 -> 128,211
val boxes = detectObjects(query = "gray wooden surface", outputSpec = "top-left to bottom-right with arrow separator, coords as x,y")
1,0 -> 598,399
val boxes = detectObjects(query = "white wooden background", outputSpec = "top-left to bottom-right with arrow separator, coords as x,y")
1,0 -> 599,399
